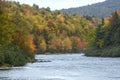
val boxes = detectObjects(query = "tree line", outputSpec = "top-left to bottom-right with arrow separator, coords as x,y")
85,10 -> 120,57
0,1 -> 94,67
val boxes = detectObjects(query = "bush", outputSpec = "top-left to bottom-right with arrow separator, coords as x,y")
0,52 -> 4,66
85,46 -> 120,57
0,44 -> 34,67
0,45 -> 4,66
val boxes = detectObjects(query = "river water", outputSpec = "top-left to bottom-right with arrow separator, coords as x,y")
0,54 -> 120,80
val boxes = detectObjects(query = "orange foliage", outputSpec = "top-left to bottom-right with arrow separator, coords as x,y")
47,19 -> 56,27
104,17 -> 111,26
27,35 -> 36,53
71,37 -> 85,50
50,39 -> 58,46
88,21 -> 95,28
44,27 -> 49,32
76,37 -> 85,50
116,10 -> 120,14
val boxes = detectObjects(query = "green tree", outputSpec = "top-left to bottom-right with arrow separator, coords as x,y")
110,12 -> 120,45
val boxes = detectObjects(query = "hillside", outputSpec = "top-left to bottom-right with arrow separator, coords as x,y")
61,0 -> 120,18
0,1 -> 95,67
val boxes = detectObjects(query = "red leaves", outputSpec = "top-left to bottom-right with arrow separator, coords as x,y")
71,37 -> 85,51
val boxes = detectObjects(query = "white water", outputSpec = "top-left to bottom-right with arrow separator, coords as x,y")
0,54 -> 120,80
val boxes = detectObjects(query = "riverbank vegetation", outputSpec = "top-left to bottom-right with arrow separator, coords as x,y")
0,0 -> 120,67
0,1 -> 95,67
0,1 -> 35,67
85,11 -> 120,57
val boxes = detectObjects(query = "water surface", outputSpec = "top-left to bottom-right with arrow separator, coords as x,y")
0,54 -> 120,80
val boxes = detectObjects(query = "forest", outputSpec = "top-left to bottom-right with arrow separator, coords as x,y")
0,0 -> 120,67
85,10 -> 120,57
0,0 -> 94,67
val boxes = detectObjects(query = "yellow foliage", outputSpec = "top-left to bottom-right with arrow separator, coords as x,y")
104,18 -> 110,26
63,37 -> 72,51
39,39 -> 47,52
57,14 -> 65,23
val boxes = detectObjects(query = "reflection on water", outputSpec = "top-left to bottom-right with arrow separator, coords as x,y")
0,54 -> 120,80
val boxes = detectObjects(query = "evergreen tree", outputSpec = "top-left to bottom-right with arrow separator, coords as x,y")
110,11 -> 120,45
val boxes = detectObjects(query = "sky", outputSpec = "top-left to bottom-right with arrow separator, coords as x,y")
10,0 -> 105,10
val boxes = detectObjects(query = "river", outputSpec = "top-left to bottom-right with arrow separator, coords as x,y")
0,54 -> 120,80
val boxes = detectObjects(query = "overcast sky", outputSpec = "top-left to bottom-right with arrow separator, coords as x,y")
10,0 -> 105,10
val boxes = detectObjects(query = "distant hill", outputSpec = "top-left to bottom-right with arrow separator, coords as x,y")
60,0 -> 120,18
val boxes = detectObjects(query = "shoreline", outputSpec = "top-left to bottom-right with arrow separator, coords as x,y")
0,67 -> 11,70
